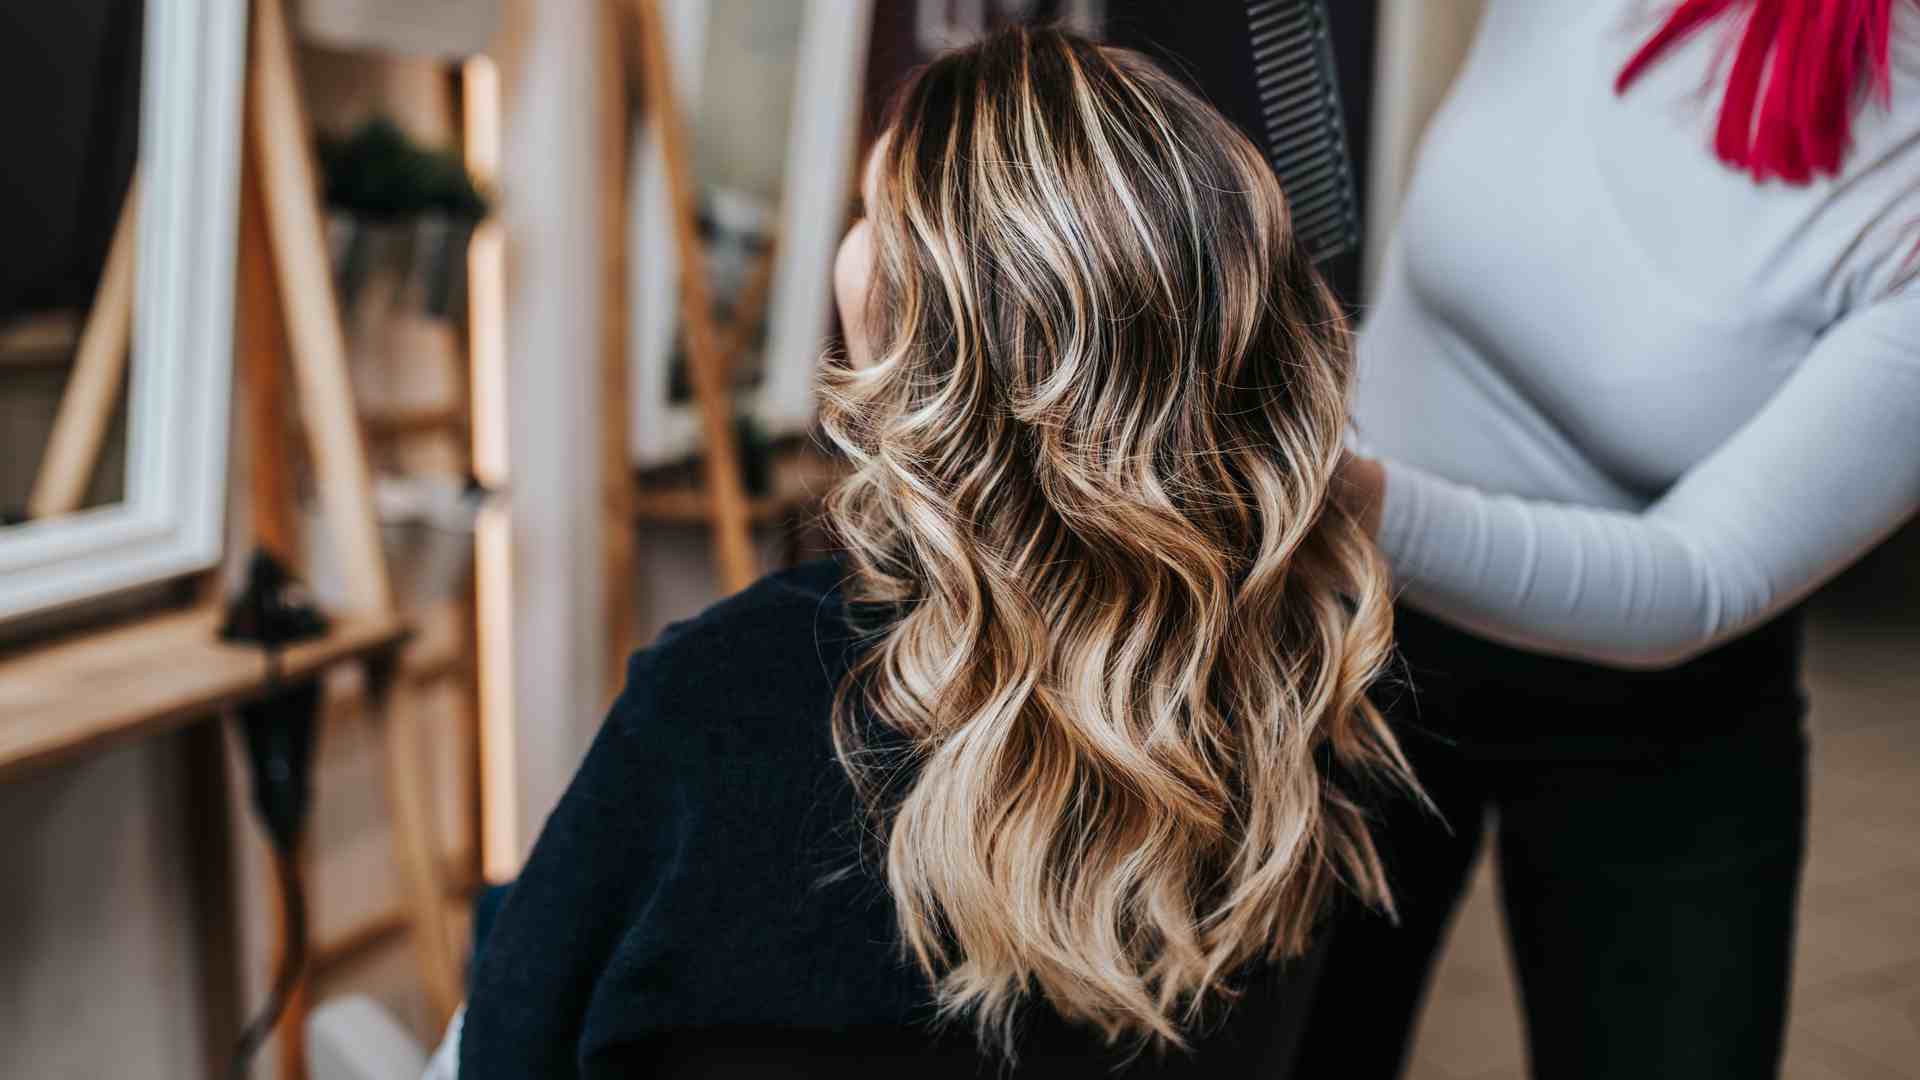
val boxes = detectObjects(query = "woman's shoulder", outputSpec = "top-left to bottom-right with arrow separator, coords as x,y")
656,556 -> 853,650
460,560 -> 896,1073
609,557 -> 859,761
631,556 -> 854,687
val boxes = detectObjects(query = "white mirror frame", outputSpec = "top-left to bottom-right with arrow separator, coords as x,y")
0,0 -> 248,623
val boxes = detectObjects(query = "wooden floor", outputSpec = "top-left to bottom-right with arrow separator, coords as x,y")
1407,597 -> 1920,1079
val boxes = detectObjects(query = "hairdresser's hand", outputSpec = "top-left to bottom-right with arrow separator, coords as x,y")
1335,454 -> 1386,538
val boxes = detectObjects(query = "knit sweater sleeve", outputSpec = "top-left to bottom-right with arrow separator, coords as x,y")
1375,289 -> 1920,667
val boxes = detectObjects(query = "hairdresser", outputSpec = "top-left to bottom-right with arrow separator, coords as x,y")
1303,2 -> 1920,1077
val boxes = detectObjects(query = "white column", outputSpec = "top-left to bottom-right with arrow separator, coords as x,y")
499,0 -> 608,862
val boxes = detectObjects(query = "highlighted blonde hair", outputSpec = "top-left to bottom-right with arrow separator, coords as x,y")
820,25 -> 1413,1057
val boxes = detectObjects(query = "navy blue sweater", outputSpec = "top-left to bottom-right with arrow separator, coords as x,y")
460,559 -> 1323,1078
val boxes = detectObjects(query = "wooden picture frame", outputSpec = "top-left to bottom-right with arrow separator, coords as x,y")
0,0 -> 248,623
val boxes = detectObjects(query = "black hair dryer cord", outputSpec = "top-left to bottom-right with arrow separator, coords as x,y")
220,550 -> 330,1079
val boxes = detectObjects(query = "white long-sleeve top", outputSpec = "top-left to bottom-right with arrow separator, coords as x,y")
1354,0 -> 1920,668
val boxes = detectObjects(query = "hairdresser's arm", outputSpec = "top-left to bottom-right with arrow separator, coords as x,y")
1354,291 -> 1920,668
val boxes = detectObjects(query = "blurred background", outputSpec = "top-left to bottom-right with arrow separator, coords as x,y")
0,1 -> 1912,1077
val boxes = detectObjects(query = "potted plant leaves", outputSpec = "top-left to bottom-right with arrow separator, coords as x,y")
321,117 -> 489,324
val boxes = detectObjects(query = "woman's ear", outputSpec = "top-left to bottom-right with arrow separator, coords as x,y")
834,218 -> 875,367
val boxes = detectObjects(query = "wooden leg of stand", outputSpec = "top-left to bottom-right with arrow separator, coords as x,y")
274,843 -> 312,1080
462,568 -> 487,887
601,0 -> 638,696
237,150 -> 301,565
369,652 -> 463,1027
28,176 -> 140,519
248,0 -> 392,614
627,0 -> 758,594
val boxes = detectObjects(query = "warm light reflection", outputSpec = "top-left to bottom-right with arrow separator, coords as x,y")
462,55 -> 502,186
475,501 -> 517,879
463,54 -> 517,876
464,55 -> 509,488
467,223 -> 509,487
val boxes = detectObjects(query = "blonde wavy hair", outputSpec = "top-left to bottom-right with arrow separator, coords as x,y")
819,24 -> 1414,1058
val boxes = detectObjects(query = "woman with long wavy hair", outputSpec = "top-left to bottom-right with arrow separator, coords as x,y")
454,23 -> 1415,1080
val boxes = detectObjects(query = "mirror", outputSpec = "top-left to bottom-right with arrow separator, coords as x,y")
0,3 -> 142,524
628,0 -> 874,466
0,0 -> 247,622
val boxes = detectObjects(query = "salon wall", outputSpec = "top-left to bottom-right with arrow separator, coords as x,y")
0,743 -> 213,1077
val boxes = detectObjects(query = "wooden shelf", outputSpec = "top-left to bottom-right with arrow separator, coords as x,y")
362,404 -> 467,441
0,607 -> 407,781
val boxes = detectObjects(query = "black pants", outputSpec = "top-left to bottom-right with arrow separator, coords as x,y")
1297,608 -> 1810,1079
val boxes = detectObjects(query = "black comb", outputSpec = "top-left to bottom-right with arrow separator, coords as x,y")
1101,0 -> 1361,266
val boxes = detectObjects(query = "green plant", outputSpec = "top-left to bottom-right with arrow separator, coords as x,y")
318,117 -> 489,221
